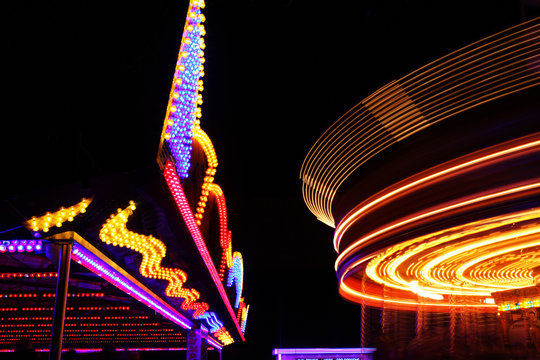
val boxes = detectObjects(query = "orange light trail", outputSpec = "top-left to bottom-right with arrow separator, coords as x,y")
332,133 -> 540,309
363,209 -> 540,297
335,135 -> 540,258
300,18 -> 540,227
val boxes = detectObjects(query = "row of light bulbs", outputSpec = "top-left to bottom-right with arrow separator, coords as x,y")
25,198 -> 91,233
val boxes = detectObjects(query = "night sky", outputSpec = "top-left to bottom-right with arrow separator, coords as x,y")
2,1 -> 536,359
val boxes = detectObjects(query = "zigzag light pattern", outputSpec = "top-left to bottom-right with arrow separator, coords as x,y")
99,201 -> 209,317
226,252 -> 243,308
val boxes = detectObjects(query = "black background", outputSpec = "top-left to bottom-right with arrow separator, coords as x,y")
2,1 -> 537,359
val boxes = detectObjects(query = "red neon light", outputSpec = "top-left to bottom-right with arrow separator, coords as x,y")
163,161 -> 245,340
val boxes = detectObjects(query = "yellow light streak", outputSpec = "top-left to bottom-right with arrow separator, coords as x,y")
335,139 -> 540,252
337,181 -> 540,270
357,209 -> 540,302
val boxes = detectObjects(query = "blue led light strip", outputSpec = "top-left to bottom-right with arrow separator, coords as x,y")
226,252 -> 243,308
0,240 -> 43,253
159,0 -> 206,177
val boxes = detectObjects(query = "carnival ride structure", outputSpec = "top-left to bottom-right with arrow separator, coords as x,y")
0,0 -> 248,356
300,16 -> 540,352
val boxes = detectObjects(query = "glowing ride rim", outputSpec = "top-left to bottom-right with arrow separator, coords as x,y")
336,134 -> 540,266
333,136 -> 540,252
363,209 -> 540,295
335,135 -> 540,308
338,207 -> 540,309
299,18 -> 540,310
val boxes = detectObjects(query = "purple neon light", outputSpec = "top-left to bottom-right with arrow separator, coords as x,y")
0,240 -> 43,253
71,244 -> 192,328
123,348 -> 187,351
196,311 -> 223,333
34,349 -> 101,353
70,243 -> 223,350
163,2 -> 205,178
34,348 -> 203,353
272,348 -> 377,355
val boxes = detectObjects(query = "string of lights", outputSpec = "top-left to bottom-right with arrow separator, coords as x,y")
24,198 -> 91,233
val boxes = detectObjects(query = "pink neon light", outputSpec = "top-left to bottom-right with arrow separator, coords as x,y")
164,162 -> 245,341
272,348 -> 377,355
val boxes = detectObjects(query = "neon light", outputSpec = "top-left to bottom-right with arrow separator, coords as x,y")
240,304 -> 249,334
158,0 -> 207,177
164,162 -> 245,341
195,311 -> 223,333
272,348 -> 377,355
226,252 -> 243,308
123,348 -> 188,351
25,198 -> 91,233
32,348 -> 191,353
99,202 -> 209,317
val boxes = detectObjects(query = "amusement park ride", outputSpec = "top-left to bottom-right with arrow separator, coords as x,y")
301,16 -> 540,358
0,0 -> 247,358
